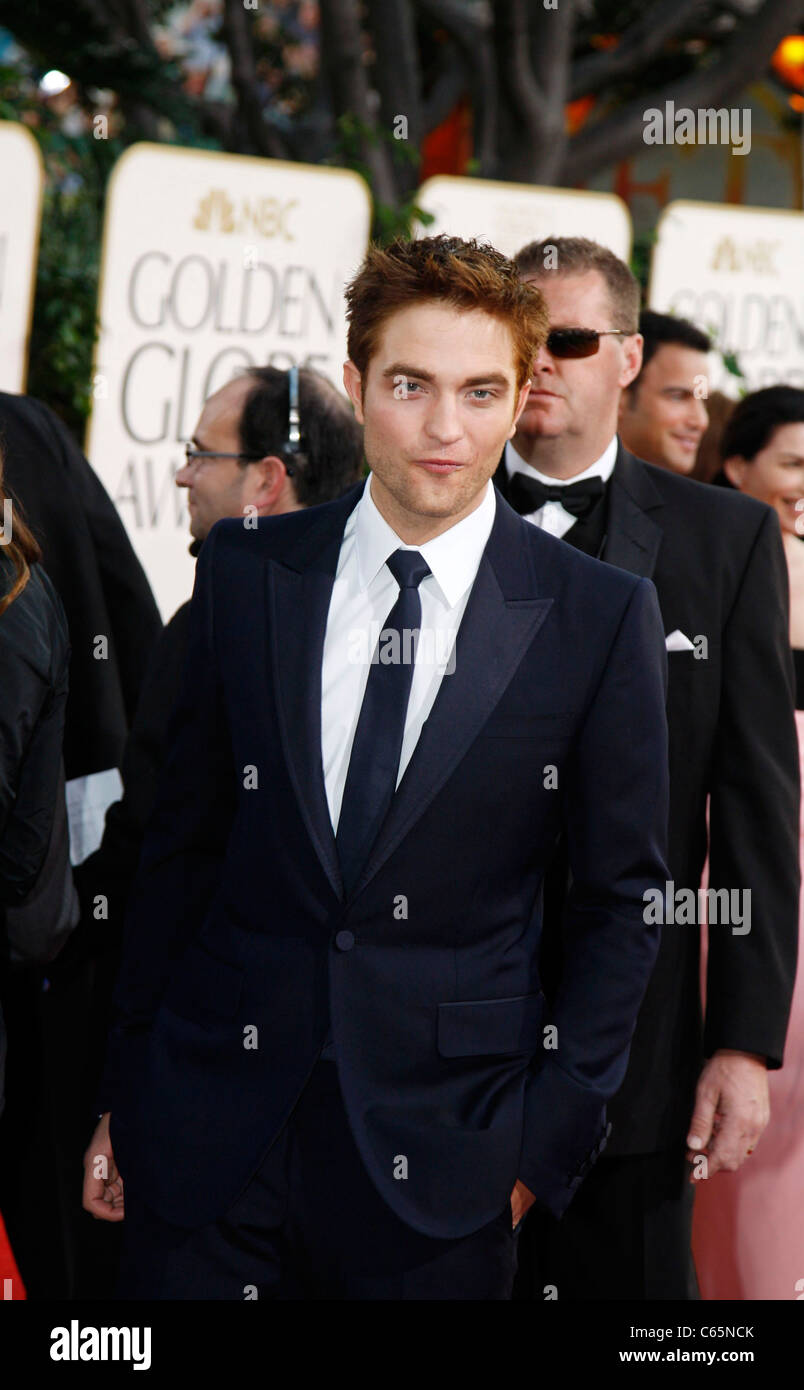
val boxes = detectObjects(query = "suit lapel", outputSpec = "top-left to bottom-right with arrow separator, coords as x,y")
267,482 -> 365,901
350,494 -> 554,898
268,480 -> 554,904
604,443 -> 664,578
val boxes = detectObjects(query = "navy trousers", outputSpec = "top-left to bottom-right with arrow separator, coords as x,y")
116,1059 -> 522,1300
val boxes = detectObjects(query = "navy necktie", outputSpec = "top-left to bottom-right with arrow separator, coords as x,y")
335,547 -> 432,896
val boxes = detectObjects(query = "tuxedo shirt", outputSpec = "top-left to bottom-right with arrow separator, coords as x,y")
503,435 -> 618,538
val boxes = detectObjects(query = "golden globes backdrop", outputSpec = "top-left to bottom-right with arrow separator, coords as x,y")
415,174 -> 632,259
86,142 -> 371,619
649,200 -> 804,394
0,121 -> 43,392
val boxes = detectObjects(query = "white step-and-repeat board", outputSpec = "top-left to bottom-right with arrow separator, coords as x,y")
86,143 -> 372,618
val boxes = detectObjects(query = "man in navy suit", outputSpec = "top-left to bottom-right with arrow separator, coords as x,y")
83,235 -> 670,1300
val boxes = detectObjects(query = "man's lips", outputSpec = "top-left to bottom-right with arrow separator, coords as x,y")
413,459 -> 465,473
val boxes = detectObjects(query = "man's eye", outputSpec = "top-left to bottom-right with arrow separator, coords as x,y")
393,377 -> 423,399
469,389 -> 493,400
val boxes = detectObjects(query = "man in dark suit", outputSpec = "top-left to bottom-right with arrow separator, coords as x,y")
496,236 -> 800,1300
69,366 -> 363,1296
83,235 -> 670,1301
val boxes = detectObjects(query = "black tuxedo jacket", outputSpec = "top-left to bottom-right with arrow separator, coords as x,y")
495,443 -> 801,1154
99,479 -> 670,1237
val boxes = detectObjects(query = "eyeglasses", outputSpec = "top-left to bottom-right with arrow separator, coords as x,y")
545,328 -> 634,359
182,443 -> 264,465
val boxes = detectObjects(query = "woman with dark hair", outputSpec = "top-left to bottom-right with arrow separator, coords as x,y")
693,385 -> 804,1300
0,454 -> 72,1289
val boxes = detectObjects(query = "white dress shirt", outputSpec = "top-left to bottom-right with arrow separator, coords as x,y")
321,473 -> 497,833
504,435 -> 618,537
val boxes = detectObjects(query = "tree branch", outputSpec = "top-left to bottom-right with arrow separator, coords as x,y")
319,0 -> 398,207
364,0 -> 422,194
221,0 -> 289,159
495,0 -> 575,184
562,0 -> 793,185
570,0 -> 710,101
413,0 -> 497,173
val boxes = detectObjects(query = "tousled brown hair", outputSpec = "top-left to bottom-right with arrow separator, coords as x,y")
0,449 -> 42,615
345,235 -> 549,392
514,236 -> 641,334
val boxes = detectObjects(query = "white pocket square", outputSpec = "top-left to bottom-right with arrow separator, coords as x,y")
665,629 -> 695,652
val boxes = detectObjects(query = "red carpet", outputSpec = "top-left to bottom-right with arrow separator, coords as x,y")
0,1209 -> 25,1299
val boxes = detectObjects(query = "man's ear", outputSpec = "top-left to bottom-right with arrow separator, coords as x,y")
343,360 -> 365,423
722,454 -> 748,490
247,455 -> 291,512
619,332 -> 643,390
509,377 -> 532,436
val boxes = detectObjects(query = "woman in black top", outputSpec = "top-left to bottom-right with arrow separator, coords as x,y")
0,455 -> 71,1118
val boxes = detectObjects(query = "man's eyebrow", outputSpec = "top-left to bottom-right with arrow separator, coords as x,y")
382,364 -> 436,383
381,364 -> 511,388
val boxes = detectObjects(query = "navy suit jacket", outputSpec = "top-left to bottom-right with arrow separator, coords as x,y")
99,479 -> 670,1238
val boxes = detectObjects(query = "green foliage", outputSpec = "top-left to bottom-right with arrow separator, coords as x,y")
0,64 -> 121,433
28,176 -> 105,434
328,111 -> 434,242
629,227 -> 658,295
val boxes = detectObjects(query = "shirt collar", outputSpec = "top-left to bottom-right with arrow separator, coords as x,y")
505,434 -> 618,488
354,472 -> 497,610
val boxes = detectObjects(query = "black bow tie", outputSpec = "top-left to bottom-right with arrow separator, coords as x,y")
508,472 -> 605,520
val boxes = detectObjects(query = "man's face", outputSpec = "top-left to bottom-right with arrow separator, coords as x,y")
515,270 -> 641,446
343,300 -> 530,540
619,344 -> 710,473
175,376 -> 258,542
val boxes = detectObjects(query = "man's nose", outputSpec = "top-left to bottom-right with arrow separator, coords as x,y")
531,343 -> 556,376
688,396 -> 709,431
424,394 -> 463,442
175,463 -> 192,486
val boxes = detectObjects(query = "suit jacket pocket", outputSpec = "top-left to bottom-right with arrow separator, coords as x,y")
161,943 -> 244,1022
437,992 -> 545,1057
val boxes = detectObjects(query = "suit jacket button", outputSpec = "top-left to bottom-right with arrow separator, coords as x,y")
334,929 -> 355,951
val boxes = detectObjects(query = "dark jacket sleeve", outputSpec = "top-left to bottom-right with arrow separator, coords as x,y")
70,601 -> 192,960
519,576 -> 670,1218
705,508 -> 800,1066
0,565 -> 70,903
27,397 -> 163,729
95,525 -> 236,1113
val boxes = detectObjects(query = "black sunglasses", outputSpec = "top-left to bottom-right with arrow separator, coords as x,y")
546,327 -> 633,359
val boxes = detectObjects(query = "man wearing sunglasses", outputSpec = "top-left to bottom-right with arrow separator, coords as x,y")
495,236 -> 799,1303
